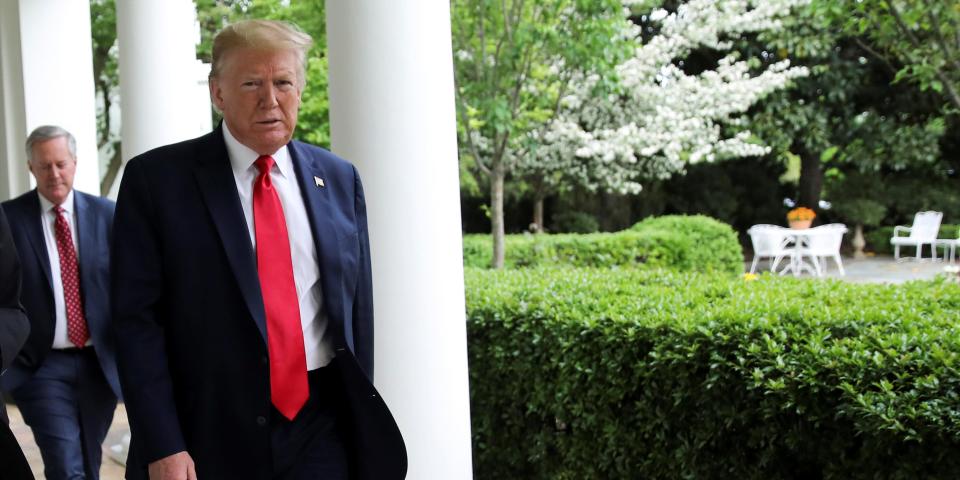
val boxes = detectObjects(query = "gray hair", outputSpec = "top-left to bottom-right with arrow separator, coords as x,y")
26,125 -> 77,162
210,19 -> 313,86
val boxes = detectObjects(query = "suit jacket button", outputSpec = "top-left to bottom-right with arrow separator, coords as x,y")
261,356 -> 268,365
256,416 -> 267,427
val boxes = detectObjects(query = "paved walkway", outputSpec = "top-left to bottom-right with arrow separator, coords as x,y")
749,254 -> 953,284
7,401 -> 127,480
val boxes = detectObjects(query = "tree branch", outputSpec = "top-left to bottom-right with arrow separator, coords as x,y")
853,37 -> 899,77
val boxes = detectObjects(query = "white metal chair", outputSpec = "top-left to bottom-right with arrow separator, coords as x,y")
891,211 -> 942,261
747,224 -> 793,274
804,224 -> 848,275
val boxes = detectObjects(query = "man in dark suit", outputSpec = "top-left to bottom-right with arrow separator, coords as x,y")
0,204 -> 33,479
1,125 -> 121,480
112,20 -> 406,480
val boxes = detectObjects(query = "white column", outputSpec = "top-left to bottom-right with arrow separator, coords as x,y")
326,2 -> 473,479
0,0 -> 100,199
115,0 -> 210,171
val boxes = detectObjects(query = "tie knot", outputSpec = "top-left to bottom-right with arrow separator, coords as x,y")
255,155 -> 275,175
53,205 -> 65,216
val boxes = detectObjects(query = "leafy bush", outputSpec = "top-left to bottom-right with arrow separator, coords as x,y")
630,214 -> 744,274
463,215 -> 743,274
467,267 -> 960,479
865,223 -> 959,255
551,211 -> 600,233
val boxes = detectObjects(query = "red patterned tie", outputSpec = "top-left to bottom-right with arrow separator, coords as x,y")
54,206 -> 89,347
253,155 -> 309,420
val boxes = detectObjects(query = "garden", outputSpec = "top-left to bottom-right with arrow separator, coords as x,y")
451,0 -> 960,478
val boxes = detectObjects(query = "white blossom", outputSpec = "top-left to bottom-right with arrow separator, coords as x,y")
516,0 -> 810,195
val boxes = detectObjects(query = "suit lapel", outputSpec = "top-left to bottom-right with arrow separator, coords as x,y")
192,129 -> 268,343
73,192 -> 96,296
288,142 -> 346,337
22,190 -> 53,290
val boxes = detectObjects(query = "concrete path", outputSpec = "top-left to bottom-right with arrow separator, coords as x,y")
749,254 -> 953,284
7,401 -> 127,479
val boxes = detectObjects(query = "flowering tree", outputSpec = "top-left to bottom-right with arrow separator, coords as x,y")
452,0 -> 630,268
519,0 -> 811,230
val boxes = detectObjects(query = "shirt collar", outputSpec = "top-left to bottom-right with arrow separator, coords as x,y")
222,121 -> 292,179
38,189 -> 75,215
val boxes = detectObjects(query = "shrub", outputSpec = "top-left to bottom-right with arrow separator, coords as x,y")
630,214 -> 744,274
463,215 -> 743,274
551,211 -> 601,233
467,267 -> 960,479
865,223 -> 959,255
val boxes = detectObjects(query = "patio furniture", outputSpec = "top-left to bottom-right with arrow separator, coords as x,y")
934,237 -> 960,262
891,211 -> 943,261
776,225 -> 845,277
803,223 -> 848,275
747,224 -> 793,274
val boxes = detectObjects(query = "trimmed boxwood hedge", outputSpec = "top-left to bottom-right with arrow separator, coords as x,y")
866,224 -> 960,256
466,267 -> 960,479
463,215 -> 743,274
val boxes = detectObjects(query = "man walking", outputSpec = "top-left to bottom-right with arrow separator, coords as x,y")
2,125 -> 121,480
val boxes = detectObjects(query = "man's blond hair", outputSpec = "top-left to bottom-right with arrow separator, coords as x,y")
210,19 -> 313,85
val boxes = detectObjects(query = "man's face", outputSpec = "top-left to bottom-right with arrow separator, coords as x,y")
210,47 -> 303,155
28,137 -> 77,206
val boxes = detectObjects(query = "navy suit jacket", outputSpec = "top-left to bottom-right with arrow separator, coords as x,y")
0,204 -> 32,479
112,127 -> 406,479
0,190 -> 121,398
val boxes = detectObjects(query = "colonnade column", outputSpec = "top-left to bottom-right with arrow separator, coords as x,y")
114,0 -> 210,195
0,0 -> 99,199
326,2 -> 474,478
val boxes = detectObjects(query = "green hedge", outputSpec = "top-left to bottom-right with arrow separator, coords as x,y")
630,214 -> 743,274
865,224 -> 959,255
467,267 -> 960,479
463,215 -> 743,274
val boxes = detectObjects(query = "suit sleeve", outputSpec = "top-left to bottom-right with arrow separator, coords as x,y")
112,159 -> 186,463
0,205 -> 29,373
352,166 -> 375,380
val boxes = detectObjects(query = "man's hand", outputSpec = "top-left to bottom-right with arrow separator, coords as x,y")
149,451 -> 197,480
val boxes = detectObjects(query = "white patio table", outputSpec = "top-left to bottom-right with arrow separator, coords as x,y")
775,226 -> 844,277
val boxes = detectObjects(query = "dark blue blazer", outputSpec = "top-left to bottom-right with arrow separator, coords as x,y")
0,189 -> 121,398
112,127 -> 406,479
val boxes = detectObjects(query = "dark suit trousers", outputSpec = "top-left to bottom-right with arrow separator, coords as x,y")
13,348 -> 116,480
271,362 -> 350,480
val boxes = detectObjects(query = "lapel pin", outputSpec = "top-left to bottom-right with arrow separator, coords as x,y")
314,176 -> 325,188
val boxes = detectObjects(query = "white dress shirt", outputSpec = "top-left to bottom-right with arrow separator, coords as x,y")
223,121 -> 333,370
38,190 -> 92,349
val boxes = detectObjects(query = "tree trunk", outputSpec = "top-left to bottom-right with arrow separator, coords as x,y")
532,195 -> 544,234
100,143 -> 122,196
797,145 -> 822,209
490,165 -> 506,269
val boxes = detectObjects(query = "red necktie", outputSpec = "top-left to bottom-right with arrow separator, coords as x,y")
53,206 -> 89,347
253,155 -> 309,420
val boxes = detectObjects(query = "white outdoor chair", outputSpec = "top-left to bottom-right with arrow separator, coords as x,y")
803,223 -> 848,276
747,224 -> 793,274
891,211 -> 943,261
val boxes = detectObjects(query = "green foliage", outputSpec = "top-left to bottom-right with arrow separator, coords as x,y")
813,0 -> 960,113
550,211 -> 600,233
467,267 -> 960,479
463,215 -> 743,274
630,215 -> 745,275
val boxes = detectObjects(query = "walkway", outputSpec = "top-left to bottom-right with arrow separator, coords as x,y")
750,254 -> 952,284
7,401 -> 127,480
